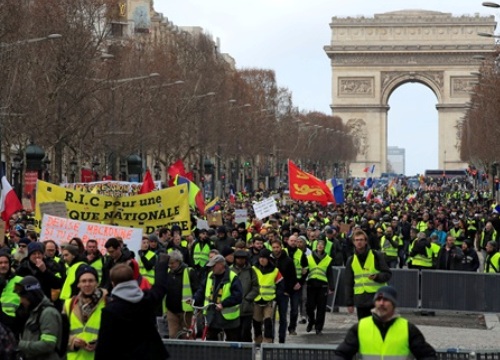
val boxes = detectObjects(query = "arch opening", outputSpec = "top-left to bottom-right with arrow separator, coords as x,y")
387,82 -> 439,176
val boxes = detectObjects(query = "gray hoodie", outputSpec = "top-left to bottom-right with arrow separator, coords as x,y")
111,280 -> 144,303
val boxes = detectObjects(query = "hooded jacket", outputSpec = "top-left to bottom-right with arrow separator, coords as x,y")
95,261 -> 169,360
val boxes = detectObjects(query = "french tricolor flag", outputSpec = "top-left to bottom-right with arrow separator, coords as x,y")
0,175 -> 22,225
229,189 -> 236,204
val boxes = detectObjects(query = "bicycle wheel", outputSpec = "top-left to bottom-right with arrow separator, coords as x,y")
175,330 -> 193,340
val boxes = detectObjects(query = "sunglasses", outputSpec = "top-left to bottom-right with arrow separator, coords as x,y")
19,244 -> 27,248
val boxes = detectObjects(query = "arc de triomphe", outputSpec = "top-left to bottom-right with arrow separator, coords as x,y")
324,10 -> 496,177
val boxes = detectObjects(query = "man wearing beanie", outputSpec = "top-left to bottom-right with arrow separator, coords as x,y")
0,251 -> 24,336
252,248 -> 284,344
16,242 -> 63,302
334,286 -> 436,360
15,276 -> 64,360
12,237 -> 30,269
65,265 -> 106,358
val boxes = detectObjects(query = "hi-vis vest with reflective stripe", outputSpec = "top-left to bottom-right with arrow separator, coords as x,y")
253,266 -> 279,302
181,268 -> 193,312
285,248 -> 304,280
380,236 -> 400,257
204,270 -> 240,320
0,275 -> 22,318
484,252 -> 500,273
65,297 -> 105,360
61,261 -> 86,300
306,254 -> 331,283
193,242 -> 211,267
138,250 -> 156,285
411,245 -> 433,268
312,239 -> 333,256
352,251 -> 386,295
358,316 -> 411,360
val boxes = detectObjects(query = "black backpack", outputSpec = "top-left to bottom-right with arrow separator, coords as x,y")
34,304 -> 70,358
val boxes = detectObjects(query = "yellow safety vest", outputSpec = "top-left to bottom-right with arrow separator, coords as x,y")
138,250 -> 156,285
484,252 -> 500,273
358,316 -> 411,360
380,235 -> 400,257
61,261 -> 86,300
306,254 -> 331,283
352,251 -> 386,295
65,296 -> 106,360
88,257 -> 103,283
204,270 -> 240,320
0,275 -> 22,318
181,268 -> 194,312
253,266 -> 279,302
285,248 -> 304,280
411,245 -> 433,268
193,242 -> 211,267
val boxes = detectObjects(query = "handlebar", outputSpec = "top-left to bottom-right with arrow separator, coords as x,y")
185,299 -> 216,310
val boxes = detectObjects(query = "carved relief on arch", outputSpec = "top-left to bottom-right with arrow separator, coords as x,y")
346,118 -> 369,157
381,71 -> 443,102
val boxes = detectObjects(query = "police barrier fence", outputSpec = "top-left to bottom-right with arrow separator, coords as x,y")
330,267 -> 500,313
163,339 -> 254,360
259,344 -> 500,360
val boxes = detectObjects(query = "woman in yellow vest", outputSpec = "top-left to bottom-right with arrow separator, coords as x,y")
333,286 -> 436,360
65,265 -> 107,360
305,240 -> 334,335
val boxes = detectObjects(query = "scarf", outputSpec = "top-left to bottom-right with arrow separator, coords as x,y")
79,288 -> 103,323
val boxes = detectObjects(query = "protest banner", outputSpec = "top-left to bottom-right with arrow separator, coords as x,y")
35,181 -> 191,235
234,209 -> 248,225
40,214 -> 143,255
60,180 -> 162,197
253,197 -> 279,220
196,218 -> 209,230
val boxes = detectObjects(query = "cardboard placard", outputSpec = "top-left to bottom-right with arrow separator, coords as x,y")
207,212 -> 223,227
39,201 -> 68,219
234,209 -> 248,225
339,223 -> 351,235
253,197 -> 279,220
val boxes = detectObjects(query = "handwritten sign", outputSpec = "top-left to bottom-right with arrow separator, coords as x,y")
234,209 -> 248,225
207,212 -> 223,227
253,197 -> 278,220
40,214 -> 143,255
39,202 -> 68,219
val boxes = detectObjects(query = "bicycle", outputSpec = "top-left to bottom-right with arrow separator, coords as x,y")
175,302 -> 215,340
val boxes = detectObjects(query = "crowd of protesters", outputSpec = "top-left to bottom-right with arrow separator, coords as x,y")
1,175 -> 500,359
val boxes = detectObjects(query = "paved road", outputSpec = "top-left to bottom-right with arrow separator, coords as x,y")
283,309 -> 500,352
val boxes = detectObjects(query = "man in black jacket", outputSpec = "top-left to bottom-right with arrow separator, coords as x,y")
345,229 -> 392,320
270,239 -> 300,343
334,286 -> 436,360
95,260 -> 169,360
100,237 -> 134,291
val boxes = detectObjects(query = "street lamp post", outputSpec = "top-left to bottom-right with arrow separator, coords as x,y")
70,158 -> 77,183
12,154 -> 22,199
0,33 -> 62,174
154,161 -> 161,181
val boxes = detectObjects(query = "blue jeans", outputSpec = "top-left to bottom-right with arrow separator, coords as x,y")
274,293 -> 289,343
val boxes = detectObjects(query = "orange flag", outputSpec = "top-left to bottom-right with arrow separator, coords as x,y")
288,160 -> 335,206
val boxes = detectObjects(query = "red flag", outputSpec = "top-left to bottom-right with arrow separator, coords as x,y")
0,176 -> 22,224
288,160 -> 335,206
139,170 -> 156,194
167,159 -> 187,187
185,171 -> 194,182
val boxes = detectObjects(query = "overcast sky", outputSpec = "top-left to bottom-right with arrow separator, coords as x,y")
155,1 -> 496,176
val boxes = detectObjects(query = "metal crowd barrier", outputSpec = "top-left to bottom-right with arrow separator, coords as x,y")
163,339 -> 255,360
421,270 -> 500,313
260,344 -> 500,360
331,267 -> 500,313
